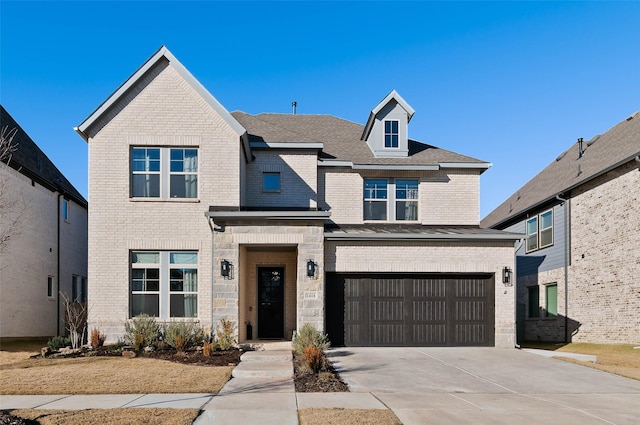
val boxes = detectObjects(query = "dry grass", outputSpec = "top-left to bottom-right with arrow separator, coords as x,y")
1,353 -> 233,395
0,339 -> 47,366
523,342 -> 640,380
298,408 -> 402,425
8,408 -> 200,425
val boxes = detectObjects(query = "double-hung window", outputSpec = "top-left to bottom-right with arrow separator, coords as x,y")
395,179 -> 418,221
526,209 -> 553,252
364,179 -> 388,220
384,120 -> 399,148
364,178 -> 419,221
131,251 -> 198,319
131,147 -> 198,199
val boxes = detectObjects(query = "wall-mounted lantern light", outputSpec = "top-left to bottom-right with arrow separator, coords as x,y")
307,260 -> 315,277
221,259 -> 231,277
502,266 -> 512,286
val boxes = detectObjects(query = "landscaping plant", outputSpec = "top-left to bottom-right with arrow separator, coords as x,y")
292,323 -> 330,355
90,327 -> 106,349
304,345 -> 324,373
61,292 -> 88,349
123,314 -> 160,351
47,335 -> 71,352
216,318 -> 236,350
163,321 -> 206,352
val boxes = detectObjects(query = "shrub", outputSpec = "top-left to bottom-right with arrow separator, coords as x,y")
90,327 -> 106,349
304,345 -> 324,373
123,315 -> 160,351
293,323 -> 330,355
47,335 -> 71,351
163,321 -> 205,352
203,341 -> 213,357
216,318 -> 236,350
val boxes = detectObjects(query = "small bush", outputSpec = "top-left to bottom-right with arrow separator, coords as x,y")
123,315 -> 160,351
216,318 -> 236,350
203,341 -> 213,356
90,327 -> 106,349
293,323 -> 330,355
163,321 -> 205,352
304,345 -> 324,373
47,335 -> 71,351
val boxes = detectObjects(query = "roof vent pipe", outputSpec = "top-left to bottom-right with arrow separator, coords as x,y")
577,138 -> 584,158
292,101 -> 297,115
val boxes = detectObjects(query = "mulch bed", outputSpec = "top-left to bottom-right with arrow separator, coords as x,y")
293,352 -> 349,392
0,412 -> 39,425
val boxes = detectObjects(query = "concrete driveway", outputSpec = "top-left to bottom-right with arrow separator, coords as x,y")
329,347 -> 640,425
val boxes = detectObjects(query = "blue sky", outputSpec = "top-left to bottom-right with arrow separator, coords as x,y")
2,1 -> 639,218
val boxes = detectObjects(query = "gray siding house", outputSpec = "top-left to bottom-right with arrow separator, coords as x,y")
482,112 -> 640,344
0,106 -> 88,339
75,46 -> 521,348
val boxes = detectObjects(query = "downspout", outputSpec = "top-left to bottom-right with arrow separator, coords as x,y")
207,217 -> 215,340
56,193 -> 63,336
556,194 -> 570,343
513,238 -> 525,348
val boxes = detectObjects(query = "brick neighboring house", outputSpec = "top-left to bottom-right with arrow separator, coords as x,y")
75,46 -> 520,348
0,105 -> 88,339
482,112 -> 640,344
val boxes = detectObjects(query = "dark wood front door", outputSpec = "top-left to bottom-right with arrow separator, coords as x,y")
257,267 -> 285,339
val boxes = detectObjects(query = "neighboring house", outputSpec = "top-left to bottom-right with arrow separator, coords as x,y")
0,105 -> 88,339
482,113 -> 640,344
75,46 -> 520,348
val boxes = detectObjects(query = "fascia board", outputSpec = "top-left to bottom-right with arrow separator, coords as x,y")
352,164 -> 439,171
206,211 -> 331,220
324,232 -> 523,241
439,162 -> 493,169
250,141 -> 324,150
318,160 -> 354,167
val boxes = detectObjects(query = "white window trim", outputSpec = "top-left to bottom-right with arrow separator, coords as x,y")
525,208 -> 554,253
130,147 -> 199,200
130,251 -> 198,319
363,178 -> 420,222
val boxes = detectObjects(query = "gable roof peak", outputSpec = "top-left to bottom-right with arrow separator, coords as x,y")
74,45 -> 246,141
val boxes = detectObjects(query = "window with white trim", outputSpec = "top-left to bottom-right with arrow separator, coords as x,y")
526,209 -> 553,252
364,178 -> 419,221
384,120 -> 399,148
131,251 -> 198,318
131,147 -> 198,199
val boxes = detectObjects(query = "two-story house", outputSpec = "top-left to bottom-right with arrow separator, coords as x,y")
482,112 -> 640,344
1,105 -> 88,339
75,46 -> 520,348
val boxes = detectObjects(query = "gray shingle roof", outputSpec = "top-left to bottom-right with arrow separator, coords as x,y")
1,105 -> 87,207
481,111 -> 640,229
230,111 -> 487,166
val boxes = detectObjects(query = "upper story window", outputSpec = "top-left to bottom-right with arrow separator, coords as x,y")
384,120 -> 399,148
263,172 -> 281,192
364,178 -> 419,221
131,147 -> 198,199
61,199 -> 69,221
526,209 -> 553,252
131,251 -> 198,318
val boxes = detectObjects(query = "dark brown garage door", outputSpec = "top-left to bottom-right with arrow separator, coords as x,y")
326,274 -> 495,347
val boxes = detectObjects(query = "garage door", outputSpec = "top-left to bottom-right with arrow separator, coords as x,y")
326,274 -> 495,347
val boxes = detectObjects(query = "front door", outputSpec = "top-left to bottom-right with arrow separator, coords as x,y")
257,267 -> 285,339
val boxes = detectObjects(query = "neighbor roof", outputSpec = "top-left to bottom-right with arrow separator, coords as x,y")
482,111 -> 640,229
231,111 -> 489,169
1,105 -> 87,207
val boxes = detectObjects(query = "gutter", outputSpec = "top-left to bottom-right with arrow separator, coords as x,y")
556,194 -> 570,343
324,232 -> 522,242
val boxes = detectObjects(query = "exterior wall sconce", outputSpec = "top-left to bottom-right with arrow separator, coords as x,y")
307,260 -> 316,277
221,259 -> 232,278
502,266 -> 513,286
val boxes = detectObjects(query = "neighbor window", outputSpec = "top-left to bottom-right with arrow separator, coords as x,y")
526,209 -> 553,253
364,179 -> 388,220
131,251 -> 198,318
364,178 -> 419,221
263,172 -> 281,192
47,276 -> 55,298
72,275 -> 87,303
61,199 -> 69,221
131,147 -> 198,199
545,284 -> 558,317
384,120 -> 399,148
528,285 -> 540,318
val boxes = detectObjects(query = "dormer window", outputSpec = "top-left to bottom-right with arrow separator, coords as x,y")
384,120 -> 399,148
